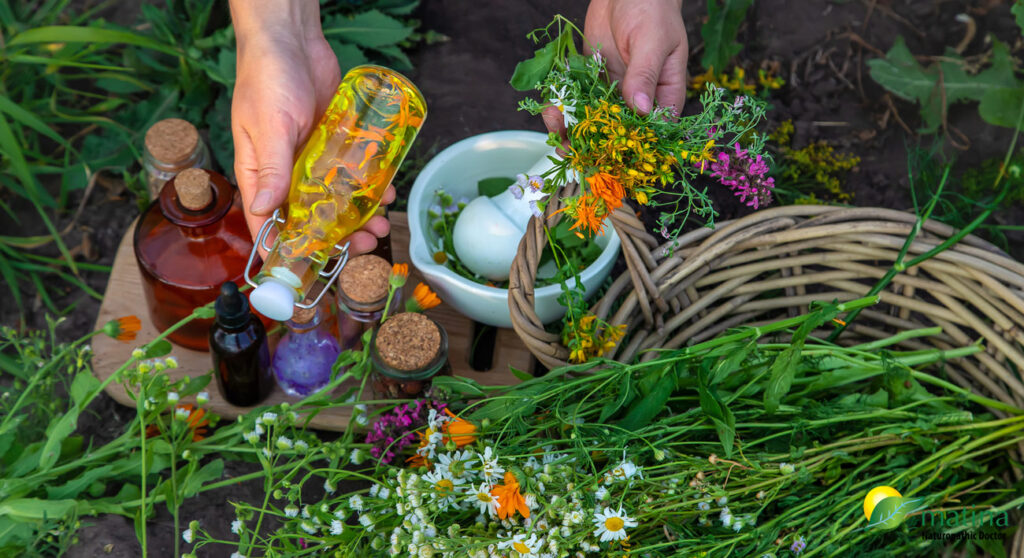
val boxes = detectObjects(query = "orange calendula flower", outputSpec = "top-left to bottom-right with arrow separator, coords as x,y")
586,172 -> 625,212
103,315 -> 141,342
390,263 -> 409,287
406,282 -> 441,312
146,403 -> 208,442
491,472 -> 530,519
441,408 -> 476,448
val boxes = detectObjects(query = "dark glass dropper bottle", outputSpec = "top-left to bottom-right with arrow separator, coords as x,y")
210,282 -> 273,406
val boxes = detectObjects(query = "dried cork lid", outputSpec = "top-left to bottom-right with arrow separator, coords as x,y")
145,118 -> 200,166
338,255 -> 391,304
375,312 -> 440,371
291,296 -> 318,324
174,168 -> 213,211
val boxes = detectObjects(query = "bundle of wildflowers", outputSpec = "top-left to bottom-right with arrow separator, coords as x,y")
511,16 -> 773,242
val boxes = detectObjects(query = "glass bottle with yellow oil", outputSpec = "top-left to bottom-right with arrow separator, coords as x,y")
247,65 -> 426,321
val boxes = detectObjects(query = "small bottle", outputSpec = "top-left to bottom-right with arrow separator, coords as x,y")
371,312 -> 450,399
143,118 -> 210,200
271,301 -> 341,397
336,255 -> 399,351
210,282 -> 273,407
134,168 -> 257,351
248,65 -> 426,322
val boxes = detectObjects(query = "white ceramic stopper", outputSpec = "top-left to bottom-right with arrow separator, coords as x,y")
249,279 -> 295,321
452,148 -> 566,281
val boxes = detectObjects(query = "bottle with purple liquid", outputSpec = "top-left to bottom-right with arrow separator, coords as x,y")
271,303 -> 341,397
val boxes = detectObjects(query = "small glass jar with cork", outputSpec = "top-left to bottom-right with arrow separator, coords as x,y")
370,312 -> 450,399
336,254 -> 400,351
142,118 -> 211,200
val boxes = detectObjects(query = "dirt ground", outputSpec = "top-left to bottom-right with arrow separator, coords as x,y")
5,0 -> 1021,556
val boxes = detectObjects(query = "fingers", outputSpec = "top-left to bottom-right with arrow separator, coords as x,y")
621,37 -> 674,115
654,41 -> 689,115
249,122 -> 296,215
541,105 -> 567,137
346,215 -> 391,256
381,184 -> 396,206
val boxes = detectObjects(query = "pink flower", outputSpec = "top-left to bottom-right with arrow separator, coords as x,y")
703,142 -> 774,210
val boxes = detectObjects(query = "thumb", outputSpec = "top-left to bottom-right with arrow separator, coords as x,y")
249,130 -> 296,215
621,40 -> 669,115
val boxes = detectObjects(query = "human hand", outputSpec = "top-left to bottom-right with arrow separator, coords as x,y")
230,0 -> 391,256
542,0 -> 688,137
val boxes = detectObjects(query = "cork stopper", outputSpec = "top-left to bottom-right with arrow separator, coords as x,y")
145,118 -> 200,166
291,296 -> 318,324
376,312 -> 440,371
174,168 -> 213,211
338,255 -> 391,303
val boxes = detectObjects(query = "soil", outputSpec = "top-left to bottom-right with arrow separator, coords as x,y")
3,1 -> 1021,556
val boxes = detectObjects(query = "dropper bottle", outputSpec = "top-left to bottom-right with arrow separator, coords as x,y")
247,65 -> 426,321
210,282 -> 272,406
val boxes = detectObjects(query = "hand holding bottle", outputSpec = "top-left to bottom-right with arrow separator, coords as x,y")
229,0 -> 392,256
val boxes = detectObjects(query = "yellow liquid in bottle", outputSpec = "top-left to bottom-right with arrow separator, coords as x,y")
260,66 -> 427,297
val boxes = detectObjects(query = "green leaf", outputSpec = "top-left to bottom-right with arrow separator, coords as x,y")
370,44 -> 413,71
144,339 -> 173,359
698,370 -> 736,456
70,370 -> 101,408
618,371 -> 675,431
700,0 -> 753,72
869,36 -> 1019,132
0,498 -> 76,520
510,37 -> 559,91
323,10 -> 414,48
37,407 -> 79,472
764,303 -> 836,412
182,459 -> 224,498
979,86 -> 1024,128
1014,0 -> 1024,35
432,375 -> 486,398
867,496 -> 926,531
45,464 -> 115,500
0,95 -> 69,149
330,41 -> 370,75
478,177 -> 515,197
599,373 -> 633,423
508,366 -> 533,382
7,25 -> 180,56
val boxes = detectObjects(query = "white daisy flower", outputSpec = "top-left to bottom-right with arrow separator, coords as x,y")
195,391 -> 208,405
260,411 -> 277,424
548,85 -> 577,128
293,440 -> 308,453
284,505 -> 299,518
174,407 -> 190,420
230,519 -> 243,534
422,469 -> 461,511
697,501 -> 710,511
717,495 -> 729,506
719,507 -> 732,527
595,486 -> 608,501
780,462 -> 795,474
349,495 -> 364,512
499,533 -> 542,558
230,553 -> 244,558
567,510 -> 584,525
468,482 -> 498,517
605,460 -> 643,484
275,436 -> 293,450
166,391 -> 180,404
324,479 -> 336,494
300,521 -> 316,534
437,450 -> 478,482
479,447 -> 505,482
592,507 -> 637,543
182,528 -> 193,543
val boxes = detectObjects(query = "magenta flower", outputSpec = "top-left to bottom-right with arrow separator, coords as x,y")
365,400 -> 446,464
704,142 -> 774,210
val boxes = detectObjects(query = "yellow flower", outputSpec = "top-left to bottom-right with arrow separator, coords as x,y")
635,191 -> 648,205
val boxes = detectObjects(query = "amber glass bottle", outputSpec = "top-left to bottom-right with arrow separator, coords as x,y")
210,282 -> 273,406
134,168 -> 256,351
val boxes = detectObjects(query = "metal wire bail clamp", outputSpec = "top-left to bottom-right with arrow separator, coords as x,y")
243,208 -> 351,310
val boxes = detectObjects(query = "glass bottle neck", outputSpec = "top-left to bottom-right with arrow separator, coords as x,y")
286,308 -> 322,333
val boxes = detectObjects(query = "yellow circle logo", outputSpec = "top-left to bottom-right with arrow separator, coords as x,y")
863,486 -> 901,521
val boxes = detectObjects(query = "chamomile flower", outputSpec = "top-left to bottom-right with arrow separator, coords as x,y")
284,505 -> 299,518
300,521 -> 316,534
566,510 -> 584,525
466,481 -> 498,516
437,450 -> 478,482
604,459 -> 642,484
499,533 -> 542,558
231,519 -> 244,535
479,447 -> 505,482
349,495 -> 364,512
330,520 -> 344,535
182,528 -> 194,543
592,507 -> 637,542
548,85 -> 577,128
422,469 -> 461,511
324,479 -> 336,494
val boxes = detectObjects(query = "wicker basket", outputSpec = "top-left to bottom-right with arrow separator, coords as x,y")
509,200 -> 1024,417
